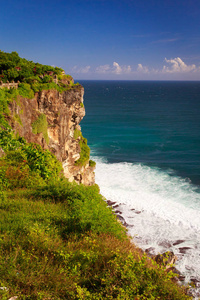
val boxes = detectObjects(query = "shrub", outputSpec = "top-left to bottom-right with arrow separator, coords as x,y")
73,128 -> 82,140
75,135 -> 90,167
13,113 -> 22,125
0,89 -> 12,128
22,143 -> 63,180
89,160 -> 96,168
0,128 -> 26,152
18,83 -> 34,99
73,129 -> 90,166
0,130 -> 63,189
31,113 -> 49,144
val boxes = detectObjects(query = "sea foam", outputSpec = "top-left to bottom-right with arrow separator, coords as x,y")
93,156 -> 200,286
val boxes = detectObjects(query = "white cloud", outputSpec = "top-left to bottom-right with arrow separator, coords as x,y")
96,64 -> 110,73
72,65 -> 91,74
95,62 -> 131,75
124,65 -> 132,73
163,57 -> 196,73
71,57 -> 199,79
113,62 -> 122,74
137,63 -> 149,73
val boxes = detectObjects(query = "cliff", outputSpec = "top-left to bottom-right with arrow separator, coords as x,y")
7,85 -> 95,185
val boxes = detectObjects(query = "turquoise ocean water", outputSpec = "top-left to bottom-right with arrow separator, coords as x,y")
78,80 -> 200,293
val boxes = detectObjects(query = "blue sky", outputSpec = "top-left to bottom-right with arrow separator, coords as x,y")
1,0 -> 200,80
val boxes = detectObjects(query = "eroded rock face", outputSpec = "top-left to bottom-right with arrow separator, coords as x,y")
7,85 -> 95,185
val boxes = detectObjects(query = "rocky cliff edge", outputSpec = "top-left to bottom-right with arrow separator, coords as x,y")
7,85 -> 95,185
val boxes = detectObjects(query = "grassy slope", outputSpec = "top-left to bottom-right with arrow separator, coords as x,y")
0,134 -> 191,300
0,183 -> 191,300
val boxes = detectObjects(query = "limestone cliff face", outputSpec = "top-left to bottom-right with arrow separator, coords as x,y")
7,85 -> 95,185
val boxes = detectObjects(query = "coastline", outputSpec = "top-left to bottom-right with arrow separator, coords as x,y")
105,196 -> 200,299
93,158 -> 200,299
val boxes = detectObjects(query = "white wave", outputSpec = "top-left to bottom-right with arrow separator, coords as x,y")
93,156 -> 200,285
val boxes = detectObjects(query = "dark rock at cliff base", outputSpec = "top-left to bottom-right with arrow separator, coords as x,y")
107,200 -> 116,206
179,275 -> 186,282
173,240 -> 185,246
155,251 -> 177,266
123,222 -> 129,227
116,215 -> 125,222
190,277 -> 200,287
145,247 -> 156,257
166,267 -> 182,282
187,288 -> 200,298
113,204 -> 120,209
115,210 -> 122,214
179,247 -> 192,254
135,210 -> 142,214
116,215 -> 129,227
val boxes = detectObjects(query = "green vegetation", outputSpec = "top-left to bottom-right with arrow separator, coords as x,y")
0,50 -> 81,95
0,88 -> 17,128
61,74 -> 74,82
0,129 -> 62,189
74,129 -> 90,166
18,82 -> 35,99
13,113 -> 22,125
74,128 -> 82,140
89,159 -> 96,168
0,50 -> 62,83
31,114 -> 49,144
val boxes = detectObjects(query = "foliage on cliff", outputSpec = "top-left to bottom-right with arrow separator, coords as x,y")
0,50 -> 79,95
0,129 -> 62,188
31,113 -> 49,144
0,50 -> 62,83
74,129 -> 90,166
0,129 -> 191,300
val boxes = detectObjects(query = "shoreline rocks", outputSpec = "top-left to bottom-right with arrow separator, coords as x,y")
105,198 -> 200,298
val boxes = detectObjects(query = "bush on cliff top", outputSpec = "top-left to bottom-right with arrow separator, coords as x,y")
0,50 -> 63,83
0,50 -> 80,95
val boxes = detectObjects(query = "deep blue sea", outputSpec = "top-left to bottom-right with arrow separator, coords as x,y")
78,80 -> 200,293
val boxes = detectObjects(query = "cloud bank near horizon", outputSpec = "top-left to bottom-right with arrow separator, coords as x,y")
71,57 -> 200,79
162,57 -> 196,73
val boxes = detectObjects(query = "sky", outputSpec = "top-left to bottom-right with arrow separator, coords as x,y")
1,0 -> 200,80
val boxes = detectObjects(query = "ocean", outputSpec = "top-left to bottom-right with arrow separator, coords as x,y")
78,80 -> 200,293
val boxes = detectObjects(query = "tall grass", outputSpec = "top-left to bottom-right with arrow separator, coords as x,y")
0,183 -> 191,299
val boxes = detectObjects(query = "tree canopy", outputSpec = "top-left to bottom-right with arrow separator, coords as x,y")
0,50 -> 63,83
